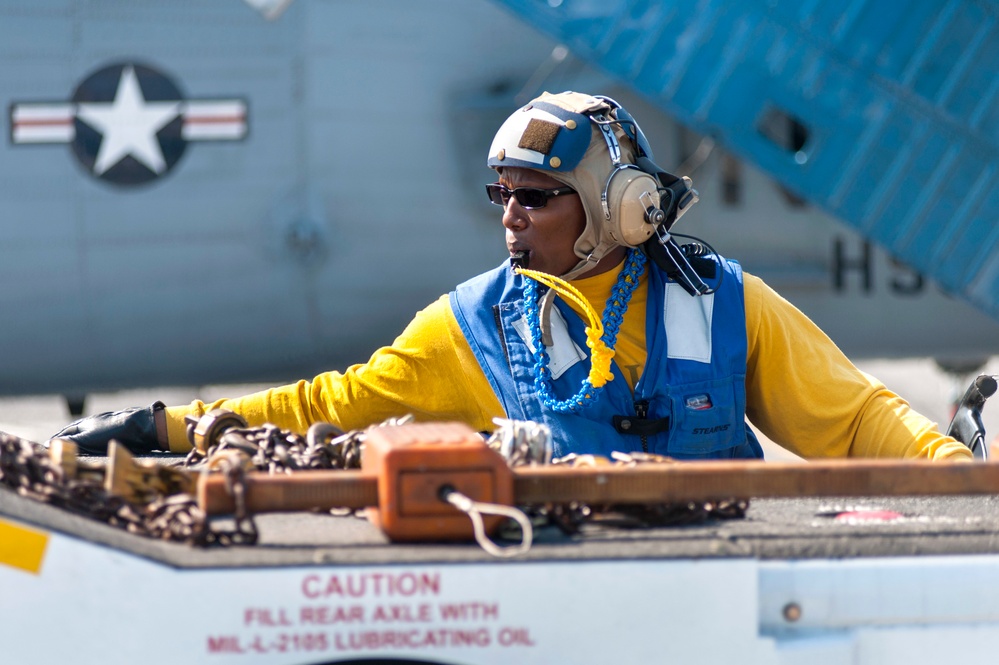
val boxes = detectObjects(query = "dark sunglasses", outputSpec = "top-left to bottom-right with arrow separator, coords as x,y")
485,183 -> 577,209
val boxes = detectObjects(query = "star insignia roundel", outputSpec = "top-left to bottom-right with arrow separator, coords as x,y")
10,61 -> 248,187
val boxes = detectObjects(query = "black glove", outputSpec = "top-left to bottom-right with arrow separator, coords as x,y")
49,401 -> 166,455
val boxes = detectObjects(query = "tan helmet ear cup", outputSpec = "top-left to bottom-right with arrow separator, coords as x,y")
603,168 -> 660,247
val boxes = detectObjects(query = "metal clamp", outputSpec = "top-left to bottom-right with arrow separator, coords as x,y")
190,409 -> 249,454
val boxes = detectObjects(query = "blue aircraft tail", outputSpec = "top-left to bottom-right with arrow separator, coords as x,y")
492,0 -> 999,321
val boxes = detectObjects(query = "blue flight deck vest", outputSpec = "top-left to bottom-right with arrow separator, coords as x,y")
449,256 -> 763,459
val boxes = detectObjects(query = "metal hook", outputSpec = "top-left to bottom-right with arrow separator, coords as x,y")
439,486 -> 533,558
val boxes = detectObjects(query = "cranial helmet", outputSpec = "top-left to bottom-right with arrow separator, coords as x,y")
487,91 -> 699,281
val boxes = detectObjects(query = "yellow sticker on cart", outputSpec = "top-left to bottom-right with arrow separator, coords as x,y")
0,517 -> 48,574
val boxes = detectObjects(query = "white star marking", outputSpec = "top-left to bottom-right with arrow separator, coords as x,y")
76,66 -> 182,175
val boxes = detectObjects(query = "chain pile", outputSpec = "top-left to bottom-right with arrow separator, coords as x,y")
0,414 -> 407,547
489,421 -> 748,535
0,432 -> 222,545
176,415 -> 416,538
554,451 -> 747,530
181,417 -> 413,473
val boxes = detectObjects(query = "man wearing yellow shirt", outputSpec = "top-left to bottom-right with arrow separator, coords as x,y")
52,92 -> 971,461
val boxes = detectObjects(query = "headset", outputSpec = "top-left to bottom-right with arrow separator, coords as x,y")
591,96 -> 714,297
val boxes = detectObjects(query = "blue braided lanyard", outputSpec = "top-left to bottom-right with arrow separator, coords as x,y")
522,248 -> 647,414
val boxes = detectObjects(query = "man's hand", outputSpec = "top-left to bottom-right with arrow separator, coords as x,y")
49,401 -> 166,455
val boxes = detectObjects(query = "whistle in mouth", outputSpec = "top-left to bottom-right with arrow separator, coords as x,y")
510,251 -> 529,270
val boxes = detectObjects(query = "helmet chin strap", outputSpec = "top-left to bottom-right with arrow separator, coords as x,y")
561,249 -> 606,281
538,289 -> 557,348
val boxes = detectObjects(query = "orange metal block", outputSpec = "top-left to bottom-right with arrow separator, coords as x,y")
362,422 -> 513,542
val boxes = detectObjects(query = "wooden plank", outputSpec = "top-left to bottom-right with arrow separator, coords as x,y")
197,469 -> 379,515
513,460 -> 999,504
198,459 -> 999,515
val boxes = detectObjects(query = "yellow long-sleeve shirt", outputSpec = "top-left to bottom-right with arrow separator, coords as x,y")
166,265 -> 970,460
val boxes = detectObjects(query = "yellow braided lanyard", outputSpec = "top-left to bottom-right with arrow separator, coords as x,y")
514,267 -> 616,388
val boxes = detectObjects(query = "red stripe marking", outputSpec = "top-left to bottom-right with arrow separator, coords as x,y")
834,510 -> 904,522
183,115 -> 246,125
13,119 -> 73,127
